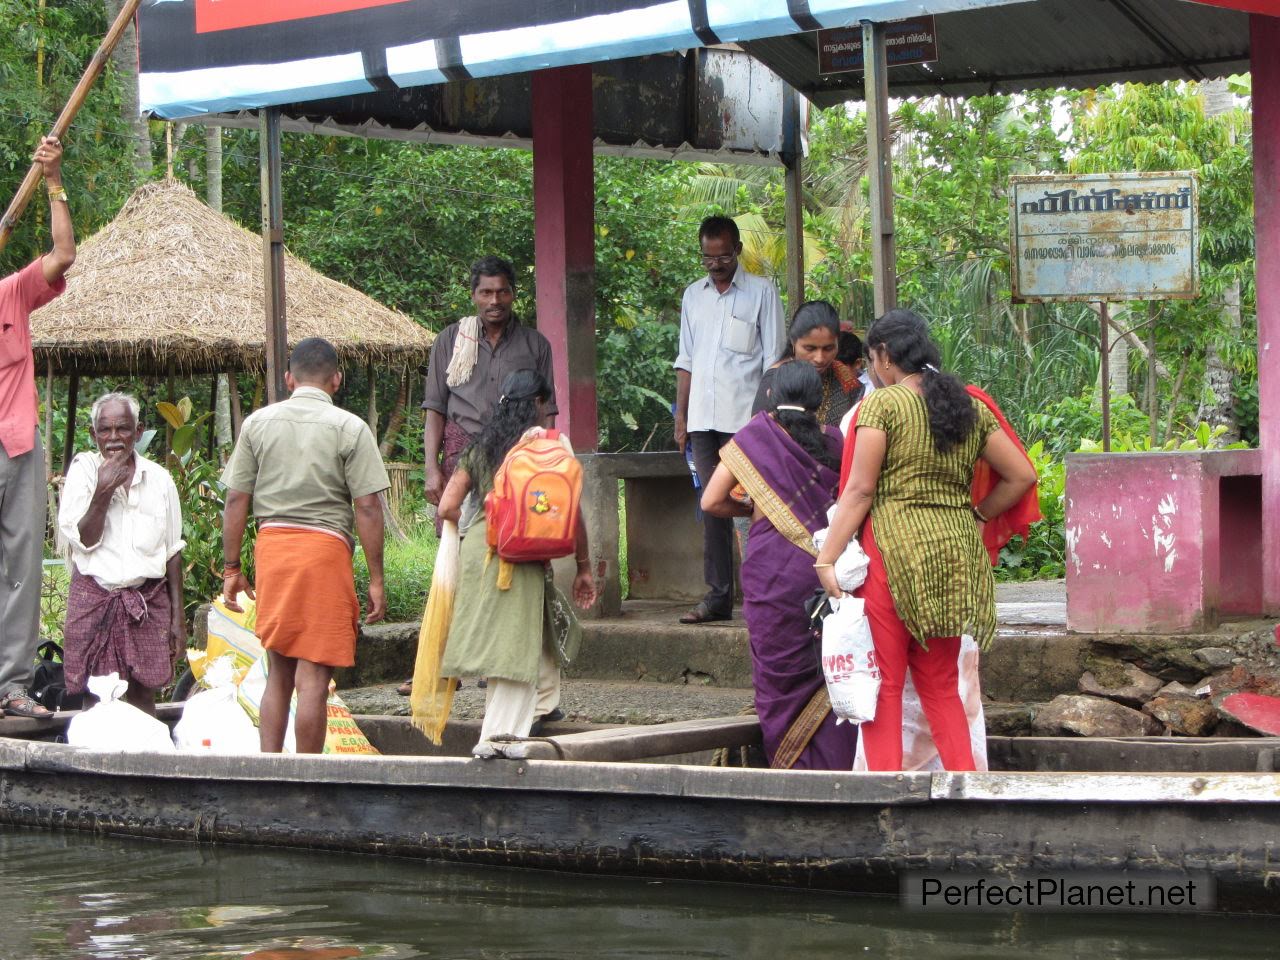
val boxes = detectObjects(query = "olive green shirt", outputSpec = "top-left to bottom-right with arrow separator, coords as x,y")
857,384 -> 1000,651
221,386 -> 390,542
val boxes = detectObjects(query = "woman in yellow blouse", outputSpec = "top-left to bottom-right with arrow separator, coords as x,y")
815,309 -> 1036,771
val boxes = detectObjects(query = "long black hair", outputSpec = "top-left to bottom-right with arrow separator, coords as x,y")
769,361 -> 839,470
780,300 -> 840,360
471,369 -> 551,478
864,308 -> 976,454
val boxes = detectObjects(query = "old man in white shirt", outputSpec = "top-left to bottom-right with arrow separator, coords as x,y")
58,392 -> 186,715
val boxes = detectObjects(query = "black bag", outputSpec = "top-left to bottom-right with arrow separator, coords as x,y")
30,641 -> 83,712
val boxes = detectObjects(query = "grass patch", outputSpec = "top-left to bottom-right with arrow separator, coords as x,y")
355,522 -> 439,623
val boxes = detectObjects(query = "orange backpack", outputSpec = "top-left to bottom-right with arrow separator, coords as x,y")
485,430 -> 583,563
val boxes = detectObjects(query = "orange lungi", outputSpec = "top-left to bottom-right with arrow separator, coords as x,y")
254,525 -> 360,668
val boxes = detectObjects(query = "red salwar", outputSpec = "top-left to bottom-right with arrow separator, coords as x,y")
856,519 -> 974,771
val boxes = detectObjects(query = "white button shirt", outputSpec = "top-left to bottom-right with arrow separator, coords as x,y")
58,452 -> 186,591
674,265 -> 785,434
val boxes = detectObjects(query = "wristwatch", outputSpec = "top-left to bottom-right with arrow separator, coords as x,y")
46,186 -> 68,204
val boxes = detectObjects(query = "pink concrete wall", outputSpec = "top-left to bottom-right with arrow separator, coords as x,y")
1065,450 -> 1262,633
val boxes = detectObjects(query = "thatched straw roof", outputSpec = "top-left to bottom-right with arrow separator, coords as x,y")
32,178 -> 433,376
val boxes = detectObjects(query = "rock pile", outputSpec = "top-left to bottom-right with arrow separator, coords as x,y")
1030,626 -> 1280,738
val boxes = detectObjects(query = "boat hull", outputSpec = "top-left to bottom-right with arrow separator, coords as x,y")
2,737 -> 1279,913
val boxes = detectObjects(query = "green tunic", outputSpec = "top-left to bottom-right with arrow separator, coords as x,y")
440,442 -> 582,683
857,384 -> 1000,651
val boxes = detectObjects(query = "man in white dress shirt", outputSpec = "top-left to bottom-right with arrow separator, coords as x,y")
58,393 -> 186,715
672,215 -> 784,624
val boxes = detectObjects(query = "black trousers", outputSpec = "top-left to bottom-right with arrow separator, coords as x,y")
690,430 -> 736,616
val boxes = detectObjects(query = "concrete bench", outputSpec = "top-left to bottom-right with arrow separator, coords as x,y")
1065,448 -> 1262,632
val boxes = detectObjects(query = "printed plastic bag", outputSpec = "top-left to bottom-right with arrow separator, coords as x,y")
813,507 -> 870,592
172,656 -> 261,753
66,673 -> 176,753
191,594 -> 264,685
238,651 -> 379,755
821,597 -> 880,724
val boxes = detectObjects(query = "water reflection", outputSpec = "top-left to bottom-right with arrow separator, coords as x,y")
1,826 -> 1277,959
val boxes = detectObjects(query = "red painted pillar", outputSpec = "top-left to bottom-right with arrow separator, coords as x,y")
532,65 -> 598,452
1255,14 -> 1280,612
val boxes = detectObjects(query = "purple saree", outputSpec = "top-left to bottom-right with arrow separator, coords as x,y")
720,413 -> 855,771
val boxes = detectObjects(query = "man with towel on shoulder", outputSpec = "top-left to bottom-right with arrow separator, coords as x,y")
404,255 -> 558,698
421,255 -> 557,518
221,337 -> 389,754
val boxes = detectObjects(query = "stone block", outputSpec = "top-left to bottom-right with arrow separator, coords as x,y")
979,632 -> 1089,702
1156,681 -> 1195,698
335,621 -> 420,688
1143,696 -> 1218,736
1193,646 -> 1236,670
1032,694 -> 1161,738
1077,659 -> 1163,708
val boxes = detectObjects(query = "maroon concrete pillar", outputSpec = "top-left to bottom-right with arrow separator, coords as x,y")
1255,14 -> 1280,612
532,64 -> 598,452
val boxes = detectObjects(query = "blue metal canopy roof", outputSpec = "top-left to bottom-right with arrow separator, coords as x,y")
137,0 -> 1026,119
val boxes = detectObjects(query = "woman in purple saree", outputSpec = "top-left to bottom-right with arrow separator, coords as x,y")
701,362 -> 855,770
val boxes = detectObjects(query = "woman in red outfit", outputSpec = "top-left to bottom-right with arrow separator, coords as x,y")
814,310 -> 1037,771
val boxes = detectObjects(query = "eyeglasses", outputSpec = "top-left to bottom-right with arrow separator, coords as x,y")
700,253 -> 737,266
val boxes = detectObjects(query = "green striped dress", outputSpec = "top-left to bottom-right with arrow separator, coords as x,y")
857,384 -> 1000,651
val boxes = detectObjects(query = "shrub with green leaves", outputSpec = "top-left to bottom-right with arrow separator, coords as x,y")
354,524 -> 438,624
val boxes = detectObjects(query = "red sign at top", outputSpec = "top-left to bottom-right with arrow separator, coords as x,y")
195,0 -> 413,34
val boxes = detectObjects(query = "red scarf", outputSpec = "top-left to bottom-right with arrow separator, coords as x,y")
838,384 -> 1041,566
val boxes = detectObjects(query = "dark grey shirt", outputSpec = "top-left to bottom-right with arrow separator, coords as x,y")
422,317 -> 558,438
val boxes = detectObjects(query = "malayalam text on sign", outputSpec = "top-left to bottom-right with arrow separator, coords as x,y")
1009,172 -> 1198,303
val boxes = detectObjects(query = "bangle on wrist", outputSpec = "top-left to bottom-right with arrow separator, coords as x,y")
813,562 -> 834,569
575,557 -> 589,567
972,505 -> 989,523
223,560 -> 242,571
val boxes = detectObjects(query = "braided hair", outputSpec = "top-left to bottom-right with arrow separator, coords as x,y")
865,308 -> 976,454
768,361 -> 839,470
470,369 -> 551,480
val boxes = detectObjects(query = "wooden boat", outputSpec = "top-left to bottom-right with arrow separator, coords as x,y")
2,708 -> 1279,913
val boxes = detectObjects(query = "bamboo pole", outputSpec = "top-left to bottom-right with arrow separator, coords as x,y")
62,372 -> 79,472
0,0 -> 144,253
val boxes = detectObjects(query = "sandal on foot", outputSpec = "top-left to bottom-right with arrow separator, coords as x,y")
679,603 -> 731,625
1,689 -> 53,719
396,679 -> 412,696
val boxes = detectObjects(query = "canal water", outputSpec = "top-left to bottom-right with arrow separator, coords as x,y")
1,826 -> 1277,959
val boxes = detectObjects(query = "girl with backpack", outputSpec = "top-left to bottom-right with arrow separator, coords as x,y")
435,369 -> 596,757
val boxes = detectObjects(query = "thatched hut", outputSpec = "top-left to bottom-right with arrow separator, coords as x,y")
31,177 -> 434,377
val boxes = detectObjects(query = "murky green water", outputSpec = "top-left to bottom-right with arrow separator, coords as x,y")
1,826 -> 1277,959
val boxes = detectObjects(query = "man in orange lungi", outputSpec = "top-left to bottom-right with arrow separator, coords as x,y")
221,338 -> 389,753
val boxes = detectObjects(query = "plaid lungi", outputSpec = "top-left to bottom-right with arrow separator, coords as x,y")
63,570 -> 173,693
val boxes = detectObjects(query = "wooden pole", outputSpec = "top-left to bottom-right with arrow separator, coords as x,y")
165,361 -> 175,458
862,20 -> 897,317
1100,302 -> 1111,452
62,371 -> 79,472
0,0 -> 144,253
366,358 -> 378,438
43,359 -> 54,478
782,87 -> 805,312
228,372 -> 243,441
260,108 -> 288,404
207,374 -> 218,456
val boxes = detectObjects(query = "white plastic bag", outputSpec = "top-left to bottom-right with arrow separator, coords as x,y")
172,656 -> 261,753
821,597 -> 880,724
813,506 -> 870,592
66,673 -> 176,753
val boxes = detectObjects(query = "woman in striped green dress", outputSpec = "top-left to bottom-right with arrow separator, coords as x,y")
814,309 -> 1036,771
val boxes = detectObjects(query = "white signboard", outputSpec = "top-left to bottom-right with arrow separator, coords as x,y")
1010,172 -> 1199,303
